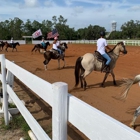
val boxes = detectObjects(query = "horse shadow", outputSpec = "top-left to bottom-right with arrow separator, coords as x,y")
69,79 -> 124,93
47,65 -> 75,71
65,55 -> 75,58
63,66 -> 75,69
87,79 -> 124,88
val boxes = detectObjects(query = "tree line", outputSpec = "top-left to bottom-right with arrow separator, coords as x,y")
0,15 -> 140,40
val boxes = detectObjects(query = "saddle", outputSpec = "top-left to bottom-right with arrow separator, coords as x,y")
50,49 -> 62,57
94,51 -> 108,72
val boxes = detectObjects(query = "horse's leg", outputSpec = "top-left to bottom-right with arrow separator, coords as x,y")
58,59 -> 60,69
62,58 -> 65,68
43,60 -> 47,70
12,47 -> 14,52
5,47 -> 8,52
31,46 -> 36,52
82,70 -> 91,90
80,68 -> 85,88
38,48 -> 41,53
110,70 -> 117,85
101,72 -> 110,87
130,106 -> 140,129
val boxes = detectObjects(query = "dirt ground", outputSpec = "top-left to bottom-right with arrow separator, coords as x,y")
1,43 -> 140,140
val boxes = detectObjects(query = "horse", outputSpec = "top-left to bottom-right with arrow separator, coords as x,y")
118,74 -> 140,129
0,41 -> 6,51
31,42 -> 50,53
5,41 -> 20,52
74,41 -> 127,90
43,42 -> 68,70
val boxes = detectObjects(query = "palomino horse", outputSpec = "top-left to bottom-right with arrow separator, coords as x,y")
31,41 -> 50,53
0,41 -> 6,51
118,74 -> 140,129
5,41 -> 20,52
43,42 -> 68,70
74,41 -> 127,90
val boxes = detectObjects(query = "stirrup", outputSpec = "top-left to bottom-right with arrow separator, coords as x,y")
102,65 -> 110,73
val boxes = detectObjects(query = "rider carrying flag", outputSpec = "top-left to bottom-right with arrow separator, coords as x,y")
41,37 -> 46,48
52,36 -> 62,55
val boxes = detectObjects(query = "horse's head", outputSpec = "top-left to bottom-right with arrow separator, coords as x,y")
117,41 -> 127,54
46,41 -> 50,46
62,42 -> 68,49
16,42 -> 20,46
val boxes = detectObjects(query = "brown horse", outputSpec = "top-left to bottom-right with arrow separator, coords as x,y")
43,42 -> 68,70
0,41 -> 6,51
74,41 -> 127,90
5,41 -> 20,52
31,41 -> 50,53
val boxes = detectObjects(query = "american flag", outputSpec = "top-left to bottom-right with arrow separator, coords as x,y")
47,29 -> 59,39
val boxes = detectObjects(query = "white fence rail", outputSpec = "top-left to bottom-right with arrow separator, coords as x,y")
3,40 -> 140,46
32,39 -> 140,45
0,54 -> 140,140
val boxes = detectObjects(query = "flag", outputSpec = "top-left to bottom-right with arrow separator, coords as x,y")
47,32 -> 52,39
32,29 -> 42,39
47,29 -> 59,39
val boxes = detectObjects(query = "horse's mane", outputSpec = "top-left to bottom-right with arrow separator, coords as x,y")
108,41 -> 124,53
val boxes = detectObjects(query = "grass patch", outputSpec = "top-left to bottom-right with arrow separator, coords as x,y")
0,114 -> 31,140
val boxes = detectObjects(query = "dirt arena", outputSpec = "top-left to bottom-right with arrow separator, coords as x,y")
1,43 -> 140,139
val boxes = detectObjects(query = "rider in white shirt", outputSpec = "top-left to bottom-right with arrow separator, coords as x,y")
97,31 -> 111,73
10,37 -> 14,47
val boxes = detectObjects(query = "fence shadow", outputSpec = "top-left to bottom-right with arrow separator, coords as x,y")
14,78 -> 89,139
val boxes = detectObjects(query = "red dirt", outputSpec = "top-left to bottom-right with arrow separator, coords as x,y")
1,43 -> 140,139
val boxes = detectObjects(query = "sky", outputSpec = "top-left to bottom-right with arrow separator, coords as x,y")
0,0 -> 140,31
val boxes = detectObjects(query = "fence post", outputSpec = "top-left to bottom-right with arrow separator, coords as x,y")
0,54 -> 9,125
52,82 -> 68,140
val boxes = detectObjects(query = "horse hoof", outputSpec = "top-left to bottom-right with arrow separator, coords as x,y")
130,123 -> 135,129
113,82 -> 117,86
100,84 -> 105,88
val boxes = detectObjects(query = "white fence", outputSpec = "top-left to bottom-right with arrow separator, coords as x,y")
3,40 -> 140,46
2,40 -> 26,44
0,54 -> 140,140
32,40 -> 140,45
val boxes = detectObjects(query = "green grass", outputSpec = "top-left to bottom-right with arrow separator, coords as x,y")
0,114 -> 31,140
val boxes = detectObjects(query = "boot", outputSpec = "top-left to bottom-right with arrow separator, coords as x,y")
102,65 -> 110,73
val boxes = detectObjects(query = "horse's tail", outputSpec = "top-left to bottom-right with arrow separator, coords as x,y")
74,56 -> 83,87
119,74 -> 140,100
31,45 -> 36,52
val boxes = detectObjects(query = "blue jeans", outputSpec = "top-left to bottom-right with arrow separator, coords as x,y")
57,48 -> 62,54
41,42 -> 46,48
102,53 -> 111,65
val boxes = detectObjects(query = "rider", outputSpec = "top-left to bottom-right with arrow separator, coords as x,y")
10,37 -> 14,47
52,36 -> 62,55
41,37 -> 46,48
56,36 -> 61,47
97,31 -> 111,73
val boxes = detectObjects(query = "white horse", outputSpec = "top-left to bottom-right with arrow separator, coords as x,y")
119,74 -> 140,129
74,41 -> 127,90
